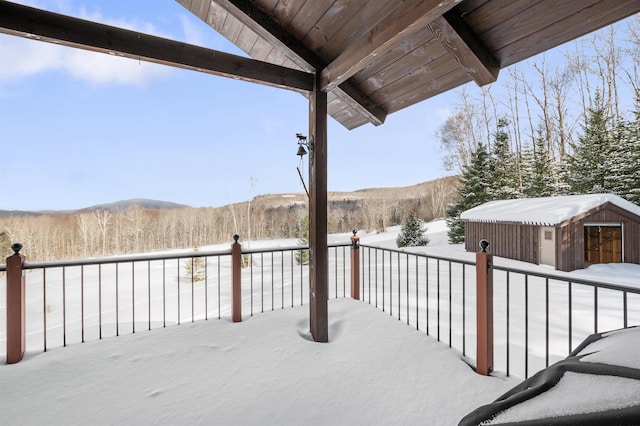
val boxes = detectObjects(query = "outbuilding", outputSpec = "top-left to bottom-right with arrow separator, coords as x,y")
460,194 -> 640,272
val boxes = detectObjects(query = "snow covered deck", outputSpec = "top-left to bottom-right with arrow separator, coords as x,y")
0,299 -> 517,425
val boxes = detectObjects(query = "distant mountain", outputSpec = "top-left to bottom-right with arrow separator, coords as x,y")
0,199 -> 190,218
80,199 -> 190,212
0,177 -> 460,219
0,210 -> 47,218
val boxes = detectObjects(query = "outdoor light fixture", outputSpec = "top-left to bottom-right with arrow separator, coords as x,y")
296,133 -> 311,158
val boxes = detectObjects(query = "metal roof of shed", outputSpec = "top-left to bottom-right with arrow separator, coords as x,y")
460,194 -> 640,226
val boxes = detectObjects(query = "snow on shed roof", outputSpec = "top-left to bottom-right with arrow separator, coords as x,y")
460,194 -> 640,226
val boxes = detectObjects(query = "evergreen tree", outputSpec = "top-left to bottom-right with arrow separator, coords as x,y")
552,159 -> 572,196
0,230 -> 12,260
446,143 -> 493,244
396,211 -> 429,247
605,115 -> 640,203
490,118 -> 521,199
567,94 -> 614,194
294,215 -> 309,265
521,127 -> 555,197
184,244 -> 206,282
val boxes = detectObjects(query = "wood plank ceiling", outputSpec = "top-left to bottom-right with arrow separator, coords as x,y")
176,0 -> 640,130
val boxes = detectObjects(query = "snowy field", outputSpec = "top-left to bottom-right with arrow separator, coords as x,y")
1,220 -> 639,424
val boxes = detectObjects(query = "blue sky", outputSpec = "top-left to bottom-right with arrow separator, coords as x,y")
1,2 -> 635,211
0,0 -> 457,211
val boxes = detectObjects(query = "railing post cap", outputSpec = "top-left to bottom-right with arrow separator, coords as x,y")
233,234 -> 240,243
350,230 -> 360,246
479,239 -> 489,252
11,243 -> 22,255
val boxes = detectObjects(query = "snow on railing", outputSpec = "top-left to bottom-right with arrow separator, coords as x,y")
0,240 -> 352,362
2,238 -> 639,380
357,243 -> 640,379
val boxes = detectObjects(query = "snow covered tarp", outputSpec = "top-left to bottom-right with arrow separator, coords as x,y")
460,194 -> 640,226
459,326 -> 640,425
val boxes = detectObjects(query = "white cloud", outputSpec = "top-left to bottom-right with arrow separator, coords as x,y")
0,4 -> 172,86
0,36 -> 170,86
179,13 -> 205,46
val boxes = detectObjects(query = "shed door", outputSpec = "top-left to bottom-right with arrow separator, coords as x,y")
584,225 -> 622,264
539,227 -> 556,267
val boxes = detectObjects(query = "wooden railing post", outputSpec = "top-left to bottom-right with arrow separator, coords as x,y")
350,230 -> 360,300
231,235 -> 242,323
6,243 -> 26,364
476,239 -> 493,375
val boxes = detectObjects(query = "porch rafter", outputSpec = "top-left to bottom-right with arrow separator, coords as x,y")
0,1 -> 314,92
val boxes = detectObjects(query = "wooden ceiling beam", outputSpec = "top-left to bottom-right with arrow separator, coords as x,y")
320,0 -> 462,93
427,10 -> 499,86
0,1 -> 314,92
213,0 -> 386,126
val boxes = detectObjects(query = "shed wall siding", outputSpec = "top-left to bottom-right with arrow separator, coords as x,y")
464,202 -> 640,271
464,222 -> 538,264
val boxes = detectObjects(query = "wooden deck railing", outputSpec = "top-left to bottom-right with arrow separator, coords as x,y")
2,237 -> 639,380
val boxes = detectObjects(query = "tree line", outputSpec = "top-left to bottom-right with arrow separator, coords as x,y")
443,15 -> 640,243
446,101 -> 640,243
1,177 -> 458,262
438,17 -> 639,175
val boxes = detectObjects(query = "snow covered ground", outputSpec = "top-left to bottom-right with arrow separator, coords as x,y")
1,220 -> 639,424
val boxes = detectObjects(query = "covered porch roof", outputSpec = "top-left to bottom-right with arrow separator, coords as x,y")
2,1 -> 638,130
176,0 -> 640,129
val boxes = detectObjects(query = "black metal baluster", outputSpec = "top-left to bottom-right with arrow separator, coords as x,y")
448,260 -> 452,348
99,264 -> 103,339
162,259 -> 166,327
568,281 -> 572,354
623,291 -> 628,328
81,265 -> 85,343
148,261 -> 151,330
545,278 -> 549,367
43,268 -> 47,351
506,272 -> 510,377
415,256 -> 419,330
116,263 -> 120,336
63,266 -> 67,347
191,258 -> 195,323
437,259 -> 441,342
525,275 -> 529,379
132,262 -> 135,333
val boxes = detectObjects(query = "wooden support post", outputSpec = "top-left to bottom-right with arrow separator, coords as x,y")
476,239 -> 493,375
350,230 -> 360,300
6,243 -> 26,364
231,235 -> 242,323
308,74 -> 329,342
